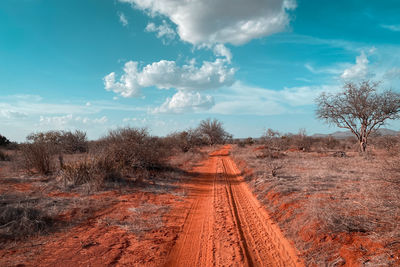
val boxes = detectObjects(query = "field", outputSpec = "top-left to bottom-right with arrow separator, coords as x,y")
0,130 -> 399,266
232,143 -> 400,266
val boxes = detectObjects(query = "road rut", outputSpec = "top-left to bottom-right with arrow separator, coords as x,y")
165,145 -> 304,267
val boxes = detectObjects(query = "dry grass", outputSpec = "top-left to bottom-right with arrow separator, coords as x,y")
0,192 -> 111,246
0,150 -> 10,161
100,203 -> 171,240
232,144 -> 400,266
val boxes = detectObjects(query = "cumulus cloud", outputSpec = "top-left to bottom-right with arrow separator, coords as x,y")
341,51 -> 370,80
153,90 -> 214,113
145,20 -> 176,42
119,0 -> 296,45
213,44 -> 232,63
104,58 -> 235,98
119,12 -> 128,26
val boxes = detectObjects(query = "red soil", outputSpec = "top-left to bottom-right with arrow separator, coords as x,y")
1,146 -> 307,266
234,153 -> 400,266
166,145 -> 304,266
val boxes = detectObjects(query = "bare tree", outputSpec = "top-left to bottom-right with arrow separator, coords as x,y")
197,118 -> 232,145
316,80 -> 400,152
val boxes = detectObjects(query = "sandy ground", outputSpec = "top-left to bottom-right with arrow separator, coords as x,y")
165,145 -> 304,266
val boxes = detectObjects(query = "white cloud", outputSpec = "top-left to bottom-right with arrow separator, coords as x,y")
104,58 -> 235,98
123,117 -> 148,124
120,0 -> 296,45
39,114 -> 73,126
92,116 -> 108,124
304,63 -> 344,75
145,20 -> 176,42
39,114 -> 108,126
153,90 -> 214,113
341,51 -> 370,80
213,44 -> 232,63
381,24 -> 400,32
0,109 -> 28,119
119,12 -> 128,27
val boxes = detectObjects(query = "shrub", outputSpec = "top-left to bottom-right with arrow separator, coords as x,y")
0,204 -> 53,241
20,142 -> 54,175
196,118 -> 232,145
166,129 -> 205,152
0,150 -> 10,161
322,136 -> 341,150
0,134 -> 10,147
60,158 -> 122,190
94,127 -> 172,182
371,135 -> 399,155
27,130 -> 88,154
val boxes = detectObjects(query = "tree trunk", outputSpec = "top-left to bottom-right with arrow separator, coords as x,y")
359,140 -> 367,152
359,124 -> 367,152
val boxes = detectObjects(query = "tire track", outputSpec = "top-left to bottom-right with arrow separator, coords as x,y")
165,146 -> 304,267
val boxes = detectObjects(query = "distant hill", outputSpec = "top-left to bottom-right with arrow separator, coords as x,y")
312,128 -> 400,139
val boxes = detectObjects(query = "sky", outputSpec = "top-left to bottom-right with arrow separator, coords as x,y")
1,0 -> 400,142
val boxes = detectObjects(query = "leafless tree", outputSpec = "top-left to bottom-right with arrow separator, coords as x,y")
197,118 -> 232,145
316,80 -> 400,152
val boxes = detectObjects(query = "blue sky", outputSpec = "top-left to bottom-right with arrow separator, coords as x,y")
1,0 -> 400,141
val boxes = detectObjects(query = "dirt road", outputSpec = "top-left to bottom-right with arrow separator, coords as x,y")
165,145 -> 304,267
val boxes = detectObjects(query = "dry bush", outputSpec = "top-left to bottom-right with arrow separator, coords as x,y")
169,148 -> 208,170
0,134 -> 11,147
261,129 -> 312,151
59,127 -> 199,192
20,142 -> 54,175
371,135 -> 400,156
19,130 -> 89,175
166,129 -> 205,152
103,127 -> 170,169
0,194 -> 54,243
0,150 -> 10,161
91,127 -> 173,183
264,159 -> 285,177
61,160 -> 102,188
197,118 -> 232,145
0,205 -> 53,241
27,130 -> 88,154
60,158 -> 124,191
256,148 -> 286,159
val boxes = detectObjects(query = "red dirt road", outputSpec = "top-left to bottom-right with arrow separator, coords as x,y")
166,146 -> 304,267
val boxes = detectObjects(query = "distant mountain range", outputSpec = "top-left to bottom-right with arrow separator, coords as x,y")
312,128 -> 400,139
